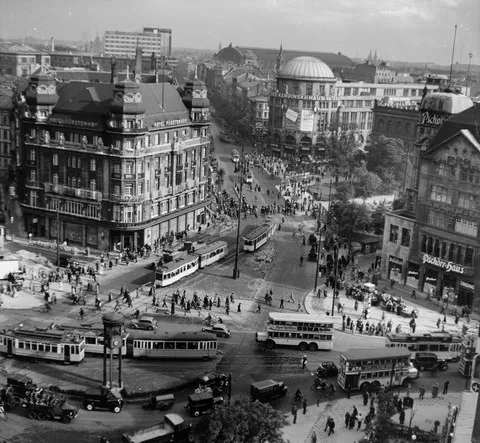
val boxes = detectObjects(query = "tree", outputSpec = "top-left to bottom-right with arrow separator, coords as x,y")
371,205 -> 387,235
355,168 -> 383,202
329,200 -> 372,247
364,135 -> 407,191
198,396 -> 288,443
365,390 -> 398,442
216,168 -> 225,190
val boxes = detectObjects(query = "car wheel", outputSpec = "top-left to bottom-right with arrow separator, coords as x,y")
441,364 -> 448,371
402,378 -> 412,387
472,382 -> 480,392
28,410 -> 37,420
308,343 -> 318,351
148,326 -> 153,331
113,406 -> 121,413
419,366 -> 425,372
202,328 -> 206,332
266,340 -> 275,349
194,410 -> 200,417
86,404 -> 94,411
62,415 -> 72,424
37,413 -> 47,421
299,342 -> 308,351
130,324 -> 137,329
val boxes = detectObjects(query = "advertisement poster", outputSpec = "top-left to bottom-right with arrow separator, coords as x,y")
286,108 -> 298,122
300,109 -> 314,132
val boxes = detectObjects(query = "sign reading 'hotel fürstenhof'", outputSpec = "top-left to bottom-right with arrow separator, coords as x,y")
422,254 -> 465,274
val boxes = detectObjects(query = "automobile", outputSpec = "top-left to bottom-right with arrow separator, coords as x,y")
316,361 -> 339,378
130,315 -> 158,331
143,393 -> 175,411
250,379 -> 287,403
196,372 -> 229,394
185,391 -> 223,417
84,388 -> 125,413
412,352 -> 448,372
202,323 -> 230,338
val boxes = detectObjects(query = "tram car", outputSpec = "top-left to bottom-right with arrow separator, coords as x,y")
242,221 -> 276,252
195,241 -> 228,268
54,324 -> 129,356
0,326 -> 85,364
131,331 -> 217,360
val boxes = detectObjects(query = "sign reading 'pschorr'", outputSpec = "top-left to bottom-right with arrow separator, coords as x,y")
422,253 -> 464,274
421,111 -> 445,126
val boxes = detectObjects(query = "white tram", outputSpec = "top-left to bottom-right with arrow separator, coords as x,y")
155,254 -> 199,287
0,326 -> 85,364
242,221 -> 276,252
131,331 -> 217,359
195,241 -> 228,268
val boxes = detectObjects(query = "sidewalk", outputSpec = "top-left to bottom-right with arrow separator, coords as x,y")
282,391 -> 462,443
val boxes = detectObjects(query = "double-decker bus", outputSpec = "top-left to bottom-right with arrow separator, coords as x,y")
243,221 -> 276,252
256,312 -> 334,351
231,149 -> 240,163
131,331 -> 217,360
337,348 -> 418,392
0,326 -> 86,364
386,331 -> 462,361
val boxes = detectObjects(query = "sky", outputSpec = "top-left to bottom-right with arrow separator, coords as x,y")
1,0 -> 479,65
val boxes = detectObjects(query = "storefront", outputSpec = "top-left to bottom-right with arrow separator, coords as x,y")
458,280 -> 475,306
405,262 -> 420,289
422,267 -> 439,295
388,256 -> 403,284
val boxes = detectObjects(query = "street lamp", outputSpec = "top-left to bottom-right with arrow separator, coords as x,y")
233,145 -> 245,279
56,201 -> 62,266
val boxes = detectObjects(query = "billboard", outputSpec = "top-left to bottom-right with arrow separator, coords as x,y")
300,109 -> 314,132
286,108 -> 298,123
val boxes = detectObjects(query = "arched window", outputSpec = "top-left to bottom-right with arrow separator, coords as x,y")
420,235 -> 427,252
405,122 -> 412,137
396,122 -> 402,136
378,119 -> 385,132
448,244 -> 455,261
285,135 -> 296,146
456,246 -> 463,264
433,239 -> 440,257
386,120 -> 393,134
440,242 -> 447,259
426,237 -> 433,254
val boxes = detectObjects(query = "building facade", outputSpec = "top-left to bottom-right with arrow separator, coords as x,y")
0,93 -> 14,180
19,74 -> 211,251
380,93 -> 478,307
267,56 -> 438,160
104,28 -> 172,58
0,47 -> 51,77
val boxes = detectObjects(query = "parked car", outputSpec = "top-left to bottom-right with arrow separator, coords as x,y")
250,379 -> 287,403
130,315 -> 158,331
84,388 -> 125,413
412,352 -> 448,372
143,393 -> 175,411
185,392 -> 223,417
316,361 -> 339,378
196,372 -> 229,394
202,323 -> 230,338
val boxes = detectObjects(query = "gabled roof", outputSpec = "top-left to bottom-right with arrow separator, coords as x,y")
424,129 -> 480,156
429,102 -> 480,148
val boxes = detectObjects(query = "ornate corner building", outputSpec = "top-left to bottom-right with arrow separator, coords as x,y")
19,74 -> 212,251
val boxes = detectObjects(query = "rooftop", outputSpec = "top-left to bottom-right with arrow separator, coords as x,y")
278,56 -> 335,80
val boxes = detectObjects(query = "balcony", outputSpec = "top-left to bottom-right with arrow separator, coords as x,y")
44,183 -> 102,201
111,194 -> 145,203
111,172 -> 122,180
175,183 -> 186,193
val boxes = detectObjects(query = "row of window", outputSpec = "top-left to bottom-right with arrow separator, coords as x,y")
16,341 -> 83,354
133,340 -> 216,350
427,210 -> 478,237
421,235 -> 475,266
389,225 -> 411,247
389,343 -> 458,352
269,331 -> 333,340
430,162 -> 480,185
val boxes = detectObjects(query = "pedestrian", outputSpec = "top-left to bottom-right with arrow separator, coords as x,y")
301,355 -> 307,369
399,408 -> 405,425
296,301 -> 302,312
419,385 -> 425,399
300,255 -> 304,266
436,318 -> 441,329
292,404 -> 297,424
345,412 -> 351,427
432,382 -> 439,398
346,384 -> 351,399
79,308 -> 84,319
289,292 -> 295,303
237,303 -> 241,313
443,380 -> 449,394
328,418 -> 335,436
280,297 -> 284,309
302,398 -> 307,414
256,303 -> 261,313
356,413 -> 363,430
349,414 -> 356,429
324,416 -> 332,433
363,391 -> 368,406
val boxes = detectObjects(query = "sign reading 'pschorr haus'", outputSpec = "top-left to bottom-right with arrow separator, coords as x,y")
422,254 -> 465,274
421,111 -> 445,126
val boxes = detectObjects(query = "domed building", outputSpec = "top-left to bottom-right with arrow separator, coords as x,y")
268,56 -> 339,160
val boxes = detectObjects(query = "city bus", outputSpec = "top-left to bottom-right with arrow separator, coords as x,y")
0,326 -> 86,364
242,221 -> 276,252
385,331 -> 462,361
458,332 -> 477,378
256,312 -> 334,351
131,331 -> 217,359
231,149 -> 240,163
337,348 -> 418,392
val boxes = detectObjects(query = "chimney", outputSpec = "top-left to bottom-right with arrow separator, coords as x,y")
110,57 -> 118,84
134,45 -> 142,81
50,37 -> 55,52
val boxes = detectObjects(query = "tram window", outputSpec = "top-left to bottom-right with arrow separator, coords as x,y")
176,342 -> 187,350
86,337 -> 97,345
439,345 -> 449,352
165,342 -> 175,350
153,342 -> 163,350
418,344 -> 428,351
38,344 -> 44,352
25,342 -> 31,350
188,342 -> 198,350
430,345 -> 439,351
31,343 -> 37,351
52,345 -> 58,353
18,341 -> 24,349
45,344 -> 50,352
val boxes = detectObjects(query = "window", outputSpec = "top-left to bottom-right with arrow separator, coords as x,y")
90,159 -> 96,171
460,167 -> 475,183
430,185 -> 451,204
389,224 -> 399,243
114,185 -> 120,195
306,84 -> 312,96
427,210 -> 449,230
126,163 -> 133,174
53,173 -> 58,185
465,248 -> 474,267
52,153 -> 58,166
457,192 -> 476,209
125,184 -> 133,195
401,228 -> 411,247
30,149 -> 36,161
114,163 -> 121,174
438,162 -> 454,178
90,179 -> 96,191
30,169 -> 36,182
454,218 -> 478,237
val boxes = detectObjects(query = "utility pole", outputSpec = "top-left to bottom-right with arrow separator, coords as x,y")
56,203 -> 60,266
233,145 -> 245,279
331,240 -> 338,317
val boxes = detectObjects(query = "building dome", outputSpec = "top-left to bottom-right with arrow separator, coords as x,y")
278,56 -> 335,80
421,92 -> 473,115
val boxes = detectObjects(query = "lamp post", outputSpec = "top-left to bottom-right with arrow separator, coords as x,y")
233,144 -> 245,279
56,202 -> 61,266
331,239 -> 338,317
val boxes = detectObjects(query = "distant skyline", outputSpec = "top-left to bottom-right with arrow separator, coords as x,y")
1,0 -> 479,65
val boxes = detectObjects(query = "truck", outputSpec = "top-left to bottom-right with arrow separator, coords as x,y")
23,388 -> 78,423
122,413 -> 194,443
0,374 -> 36,408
